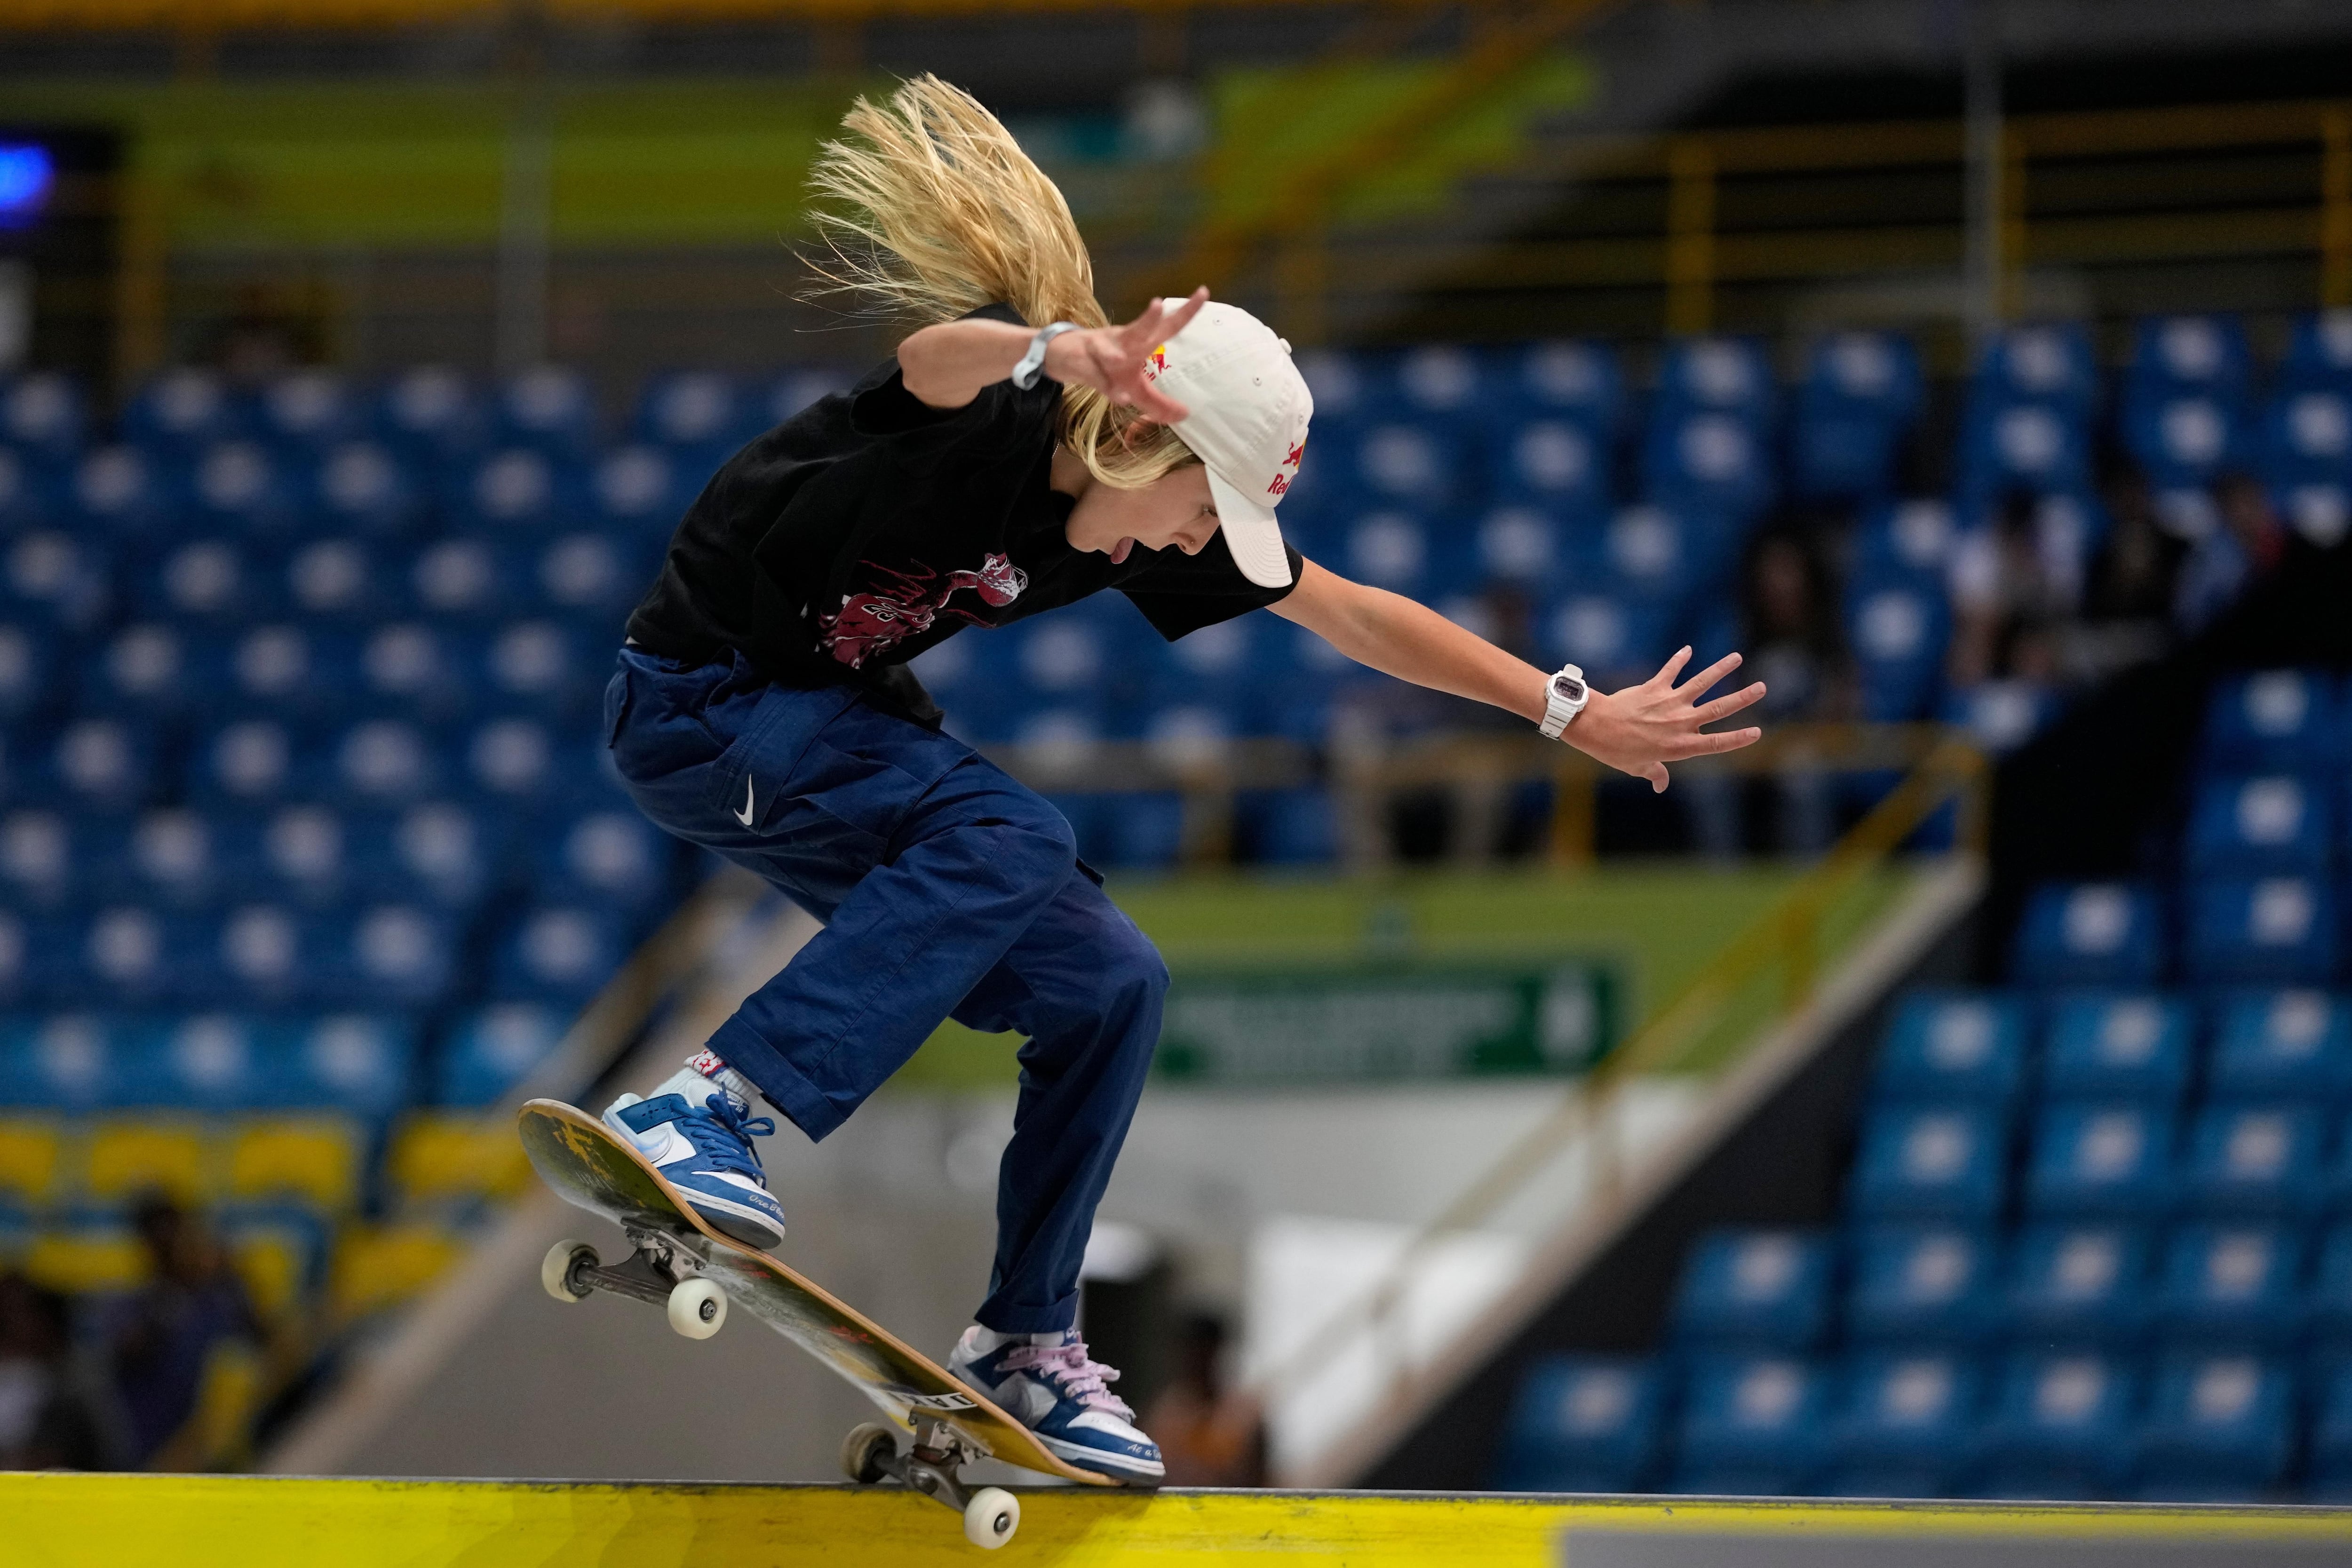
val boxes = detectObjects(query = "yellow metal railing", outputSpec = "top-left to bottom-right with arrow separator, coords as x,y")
1247,732 -> 1986,1445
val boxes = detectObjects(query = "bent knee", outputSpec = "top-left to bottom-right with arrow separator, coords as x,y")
1096,917 -> 1169,1005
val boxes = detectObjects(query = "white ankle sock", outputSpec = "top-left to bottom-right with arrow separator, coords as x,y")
650,1051 -> 755,1114
967,1325 -> 1072,1353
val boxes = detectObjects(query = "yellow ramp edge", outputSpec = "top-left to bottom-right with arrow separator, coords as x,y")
10,1475 -> 2352,1567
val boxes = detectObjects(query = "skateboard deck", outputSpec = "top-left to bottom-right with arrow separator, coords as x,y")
516,1098 -> 1113,1488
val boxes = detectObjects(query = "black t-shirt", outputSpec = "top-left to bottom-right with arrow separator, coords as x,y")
626,305 -> 1303,727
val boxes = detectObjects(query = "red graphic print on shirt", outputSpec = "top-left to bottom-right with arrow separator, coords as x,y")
818,552 -> 1030,669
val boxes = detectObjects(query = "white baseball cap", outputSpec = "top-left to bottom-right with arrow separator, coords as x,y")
1144,302 -> 1313,590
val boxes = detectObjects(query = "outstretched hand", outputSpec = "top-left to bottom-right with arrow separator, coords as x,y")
1567,648 -> 1766,793
1043,287 -> 1210,423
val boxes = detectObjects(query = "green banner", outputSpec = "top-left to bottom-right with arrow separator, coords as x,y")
1153,963 -> 1617,1084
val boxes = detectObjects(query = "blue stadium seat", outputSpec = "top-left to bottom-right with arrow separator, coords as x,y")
328,718 -> 448,809
2041,993 -> 2193,1107
0,445 -> 55,533
1330,423 -> 1469,512
2185,774 -> 2332,879
449,446 -> 585,537
123,366 -> 246,454
636,369 -> 749,456
148,1013 -> 278,1109
2207,989 -> 2351,1104
190,717 -> 302,807
1340,510 -> 1438,597
1507,341 -> 1624,434
1791,332 -> 1923,504
2201,669 -> 2340,775
0,622 -> 54,728
1669,1353 -> 1829,1495
2132,1353 -> 2294,1498
0,530 -> 107,630
221,624 -> 344,719
310,439 -> 426,539
0,1013 -> 132,1110
2283,310 -> 2352,393
139,536 -> 275,627
1845,582 -> 1949,722
2309,1226 -> 2352,1355
256,369 -> 361,452
1971,323 -> 2100,416
1977,1351 -> 2139,1499
1142,614 -> 1255,718
318,904 -> 456,1008
493,366 -> 597,459
1489,418 -> 1609,514
531,808 -> 671,911
436,1002 -> 567,1107
473,619 -> 596,722
1844,1226 -> 2002,1347
1490,1354 -> 1665,1493
1575,504 -> 1715,605
1640,411 -> 1774,520
61,905 -> 200,1006
86,623 -> 206,721
291,1012 -> 416,1119
350,802 -> 506,910
491,904 -> 625,1003
1825,1350 -> 1979,1496
2276,480 -> 2351,551
1541,594 -> 1674,691
1944,681 -> 2059,756
36,717 -> 158,814
463,716 -> 558,804
354,622 -> 469,722
1669,1228 -> 1836,1349
1391,345 -> 1486,425
408,538 -> 525,622
1468,507 -> 1561,592
187,439 -> 299,538
108,809 -> 231,909
283,537 -> 395,625
2183,877 -> 2338,987
375,366 -> 485,462
2128,315 -> 2251,403
68,446 -> 165,539
2152,1224 -> 2306,1349
2,372 -> 86,464
2010,883 -> 2165,988
2024,1104 -> 2175,1219
1956,401 -> 2091,501
0,808 -> 81,910
2259,388 -> 2352,486
1654,336 -> 1775,427
536,531 -> 652,630
1869,991 -> 2030,1109
2004,1224 -> 2154,1345
1849,1105 -> 2006,1221
2121,395 -> 2240,489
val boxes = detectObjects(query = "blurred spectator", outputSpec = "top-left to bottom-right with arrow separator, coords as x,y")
106,1195 -> 262,1467
2083,472 -> 2185,626
0,1272 -> 112,1469
1142,1312 -> 1264,1486
1948,493 -> 2076,687
2174,472 -> 2286,634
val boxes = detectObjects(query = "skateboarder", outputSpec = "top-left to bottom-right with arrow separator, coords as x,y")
594,75 -> 1767,1482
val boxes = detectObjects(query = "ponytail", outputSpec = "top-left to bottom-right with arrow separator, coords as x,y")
804,75 -> 1196,490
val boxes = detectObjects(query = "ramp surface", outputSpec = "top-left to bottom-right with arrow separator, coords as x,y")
13,1475 -> 2352,1566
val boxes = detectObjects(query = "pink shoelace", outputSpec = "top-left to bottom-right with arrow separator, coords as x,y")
1001,1336 -> 1135,1418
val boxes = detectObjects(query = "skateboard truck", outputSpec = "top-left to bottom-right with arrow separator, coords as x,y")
541,1234 -> 729,1341
842,1415 -> 1023,1550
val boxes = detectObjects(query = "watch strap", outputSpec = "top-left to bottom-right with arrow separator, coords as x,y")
1011,322 -> 1080,390
1539,664 -> 1589,740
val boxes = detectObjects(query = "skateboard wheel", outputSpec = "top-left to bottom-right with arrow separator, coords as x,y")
542,1240 -> 598,1304
963,1487 -> 1018,1549
666,1276 -> 727,1339
840,1422 -> 897,1484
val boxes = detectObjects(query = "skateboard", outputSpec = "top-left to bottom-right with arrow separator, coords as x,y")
516,1098 -> 1117,1550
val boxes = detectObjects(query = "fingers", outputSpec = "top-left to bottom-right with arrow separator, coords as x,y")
1690,682 -> 1768,724
1674,650 -> 1744,700
1132,384 -> 1191,422
1157,286 -> 1209,341
1650,646 -> 1693,689
1667,726 -> 1764,758
1646,762 -> 1669,794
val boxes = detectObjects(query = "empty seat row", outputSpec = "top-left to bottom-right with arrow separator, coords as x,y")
2014,880 -> 2352,987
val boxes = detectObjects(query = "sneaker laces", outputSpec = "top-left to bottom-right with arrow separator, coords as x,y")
677,1094 -> 775,1184
1001,1335 -> 1134,1419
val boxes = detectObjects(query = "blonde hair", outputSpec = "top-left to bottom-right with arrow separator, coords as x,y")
805,74 -> 1195,490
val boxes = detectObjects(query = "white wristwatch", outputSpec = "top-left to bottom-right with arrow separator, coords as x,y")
1010,321 -> 1080,390
1538,663 -> 1590,739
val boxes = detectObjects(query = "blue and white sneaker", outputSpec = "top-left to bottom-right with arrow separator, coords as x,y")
602,1080 -> 786,1252
947,1326 -> 1165,1483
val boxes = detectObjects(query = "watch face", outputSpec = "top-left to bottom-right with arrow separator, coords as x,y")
1553,673 -> 1587,703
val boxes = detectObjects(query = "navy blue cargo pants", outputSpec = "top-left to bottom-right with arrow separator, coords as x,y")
603,647 -> 1167,1334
